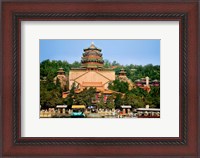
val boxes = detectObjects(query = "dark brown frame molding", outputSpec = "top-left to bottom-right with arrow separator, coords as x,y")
1,0 -> 199,157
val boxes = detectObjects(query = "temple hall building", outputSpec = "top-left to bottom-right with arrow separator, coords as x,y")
69,42 -> 115,92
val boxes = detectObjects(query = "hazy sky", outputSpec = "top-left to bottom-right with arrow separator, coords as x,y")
40,39 -> 160,66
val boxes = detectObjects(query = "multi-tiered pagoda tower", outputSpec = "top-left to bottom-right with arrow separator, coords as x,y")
81,42 -> 104,69
69,42 -> 115,91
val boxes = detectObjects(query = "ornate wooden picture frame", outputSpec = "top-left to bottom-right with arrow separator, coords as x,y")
1,0 -> 199,157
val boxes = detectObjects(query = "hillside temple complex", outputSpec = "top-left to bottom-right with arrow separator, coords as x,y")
53,42 -> 159,98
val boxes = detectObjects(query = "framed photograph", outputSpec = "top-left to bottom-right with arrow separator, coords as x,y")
39,39 -> 160,120
1,0 -> 199,157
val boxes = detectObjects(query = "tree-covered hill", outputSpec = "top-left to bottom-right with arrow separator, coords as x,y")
40,59 -> 160,82
40,60 -> 160,109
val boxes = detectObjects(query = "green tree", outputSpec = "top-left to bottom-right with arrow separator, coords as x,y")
71,61 -> 81,68
108,79 -> 129,93
104,59 -> 111,68
114,94 -> 123,109
149,86 -> 160,108
106,95 -> 115,109
112,60 -> 120,66
72,87 -> 96,106
97,95 -> 106,109
40,81 -> 64,109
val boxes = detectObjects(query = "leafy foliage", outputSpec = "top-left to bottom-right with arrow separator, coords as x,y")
40,81 -> 64,109
40,59 -> 81,80
73,87 -> 96,106
108,79 -> 129,93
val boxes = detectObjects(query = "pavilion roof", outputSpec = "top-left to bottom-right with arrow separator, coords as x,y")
72,105 -> 86,109
135,79 -> 141,82
83,42 -> 102,51
82,82 -> 103,87
56,105 -> 67,108
119,68 -> 127,74
57,67 -> 65,72
152,79 -> 160,82
121,105 -> 132,108
137,108 -> 160,111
